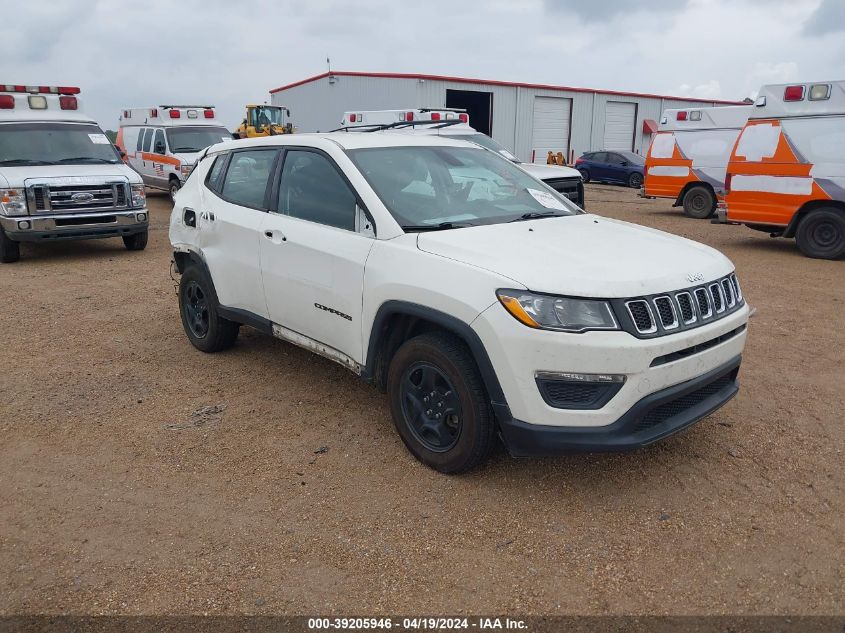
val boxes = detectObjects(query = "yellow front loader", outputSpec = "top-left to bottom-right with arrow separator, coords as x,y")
234,105 -> 294,139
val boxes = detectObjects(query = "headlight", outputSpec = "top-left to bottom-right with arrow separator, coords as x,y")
0,189 -> 27,216
180,164 -> 193,177
130,184 -> 146,208
497,289 -> 619,333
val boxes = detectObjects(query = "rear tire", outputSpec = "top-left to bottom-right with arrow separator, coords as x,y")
0,229 -> 20,263
123,230 -> 148,251
578,168 -> 590,183
682,185 -> 716,219
387,332 -> 495,474
178,266 -> 240,352
795,208 -> 845,260
628,172 -> 643,188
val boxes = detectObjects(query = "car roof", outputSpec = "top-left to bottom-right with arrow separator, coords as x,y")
207,131 -> 479,154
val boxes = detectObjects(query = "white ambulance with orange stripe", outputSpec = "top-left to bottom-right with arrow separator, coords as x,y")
117,106 -> 231,202
644,105 -> 751,219
720,81 -> 845,259
0,85 -> 148,263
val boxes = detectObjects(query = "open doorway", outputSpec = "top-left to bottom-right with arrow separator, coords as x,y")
446,89 -> 493,136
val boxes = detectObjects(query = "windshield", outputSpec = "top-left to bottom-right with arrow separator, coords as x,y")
165,126 -> 231,153
251,106 -> 285,127
441,133 -> 520,163
0,122 -> 120,165
348,146 -> 580,230
617,151 -> 645,165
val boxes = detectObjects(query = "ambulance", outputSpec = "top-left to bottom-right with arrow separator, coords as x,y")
0,85 -> 148,263
339,109 -> 585,208
117,105 -> 231,202
720,81 -> 845,259
644,105 -> 751,219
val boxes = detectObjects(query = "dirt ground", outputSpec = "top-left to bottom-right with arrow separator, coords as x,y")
1,184 -> 842,616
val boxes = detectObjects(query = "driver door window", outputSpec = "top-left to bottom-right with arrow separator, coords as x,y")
153,129 -> 167,155
276,150 -> 357,231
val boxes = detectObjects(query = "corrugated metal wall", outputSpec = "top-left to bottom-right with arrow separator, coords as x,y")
271,75 -> 721,162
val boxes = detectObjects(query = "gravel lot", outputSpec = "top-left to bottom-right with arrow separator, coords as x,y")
1,184 -> 842,616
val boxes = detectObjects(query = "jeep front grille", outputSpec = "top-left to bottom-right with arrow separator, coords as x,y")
617,273 -> 744,337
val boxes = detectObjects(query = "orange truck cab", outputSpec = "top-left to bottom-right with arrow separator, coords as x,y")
644,105 -> 750,219
719,81 -> 845,259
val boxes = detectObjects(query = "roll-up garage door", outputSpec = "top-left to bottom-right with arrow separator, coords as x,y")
531,96 -> 571,163
604,101 -> 637,150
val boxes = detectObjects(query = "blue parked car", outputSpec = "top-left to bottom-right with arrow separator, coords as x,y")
575,150 -> 645,188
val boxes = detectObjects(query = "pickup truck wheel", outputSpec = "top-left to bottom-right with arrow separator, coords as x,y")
0,229 -> 21,263
387,332 -> 495,474
178,266 -> 240,352
795,208 -> 845,260
682,185 -> 716,219
123,230 -> 148,251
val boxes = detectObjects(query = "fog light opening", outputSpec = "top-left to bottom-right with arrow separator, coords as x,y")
17,220 -> 31,230
137,213 -> 147,222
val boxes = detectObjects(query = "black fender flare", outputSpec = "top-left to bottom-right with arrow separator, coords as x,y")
363,300 -> 511,422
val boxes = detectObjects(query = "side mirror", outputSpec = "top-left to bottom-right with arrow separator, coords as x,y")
621,161 -> 629,166
115,145 -> 127,160
154,143 -> 166,154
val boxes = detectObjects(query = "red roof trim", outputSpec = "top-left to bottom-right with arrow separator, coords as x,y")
269,71 -> 744,105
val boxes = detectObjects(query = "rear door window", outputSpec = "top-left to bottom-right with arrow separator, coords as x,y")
135,129 -> 144,152
142,128 -> 153,152
221,149 -> 277,209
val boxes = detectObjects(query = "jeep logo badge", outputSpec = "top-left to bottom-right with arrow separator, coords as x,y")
687,272 -> 705,283
71,192 -> 95,203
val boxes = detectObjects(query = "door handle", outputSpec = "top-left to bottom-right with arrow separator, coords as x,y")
264,230 -> 286,242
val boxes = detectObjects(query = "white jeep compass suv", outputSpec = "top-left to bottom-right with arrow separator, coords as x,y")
170,133 -> 749,473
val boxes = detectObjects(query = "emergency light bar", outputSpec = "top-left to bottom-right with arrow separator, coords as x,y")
0,92 -> 78,110
2,85 -> 80,95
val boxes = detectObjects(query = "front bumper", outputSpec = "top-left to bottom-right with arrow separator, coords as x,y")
499,355 -> 740,456
0,210 -> 148,242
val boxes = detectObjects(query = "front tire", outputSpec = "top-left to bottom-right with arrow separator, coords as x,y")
578,168 -> 590,183
169,179 -> 181,203
628,172 -> 643,188
123,230 -> 148,251
682,185 -> 716,219
0,229 -> 20,263
178,266 -> 240,352
795,208 -> 845,260
387,332 -> 495,474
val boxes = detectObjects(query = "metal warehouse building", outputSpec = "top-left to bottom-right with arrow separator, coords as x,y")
270,71 -> 742,163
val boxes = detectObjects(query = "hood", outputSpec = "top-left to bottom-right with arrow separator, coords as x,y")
173,152 -> 201,166
0,163 -> 142,187
520,162 -> 582,181
416,214 -> 733,298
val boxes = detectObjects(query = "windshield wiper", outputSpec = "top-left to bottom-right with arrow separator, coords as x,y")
509,211 -> 566,222
171,147 -> 202,152
0,158 -> 56,166
57,157 -> 119,164
401,221 -> 475,232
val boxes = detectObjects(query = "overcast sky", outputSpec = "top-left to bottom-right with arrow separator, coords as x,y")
2,0 -> 842,132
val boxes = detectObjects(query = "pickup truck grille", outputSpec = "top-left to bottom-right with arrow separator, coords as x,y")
544,177 -> 585,208
27,181 -> 130,214
617,273 -> 744,339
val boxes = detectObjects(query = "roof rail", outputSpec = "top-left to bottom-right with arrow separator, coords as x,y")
330,119 -> 465,133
